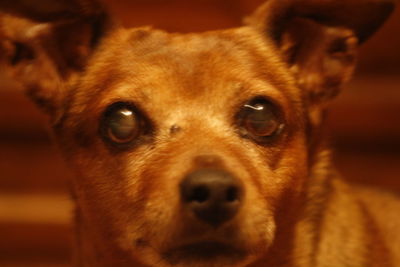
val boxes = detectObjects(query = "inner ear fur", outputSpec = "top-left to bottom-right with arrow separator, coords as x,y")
282,17 -> 358,103
0,0 -> 112,116
246,0 -> 395,103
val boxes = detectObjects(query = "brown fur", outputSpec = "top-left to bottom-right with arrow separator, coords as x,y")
0,0 -> 399,266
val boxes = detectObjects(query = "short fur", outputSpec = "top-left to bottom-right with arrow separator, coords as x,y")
0,0 -> 399,266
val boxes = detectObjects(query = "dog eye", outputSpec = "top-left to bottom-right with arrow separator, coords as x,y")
101,103 -> 141,145
237,98 -> 283,142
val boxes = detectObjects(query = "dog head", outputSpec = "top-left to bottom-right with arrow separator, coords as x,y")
0,0 -> 394,266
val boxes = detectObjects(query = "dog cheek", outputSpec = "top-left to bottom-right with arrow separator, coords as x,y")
121,152 -> 182,253
268,138 -> 310,230
58,143 -> 145,250
248,135 -> 309,238
241,179 -> 277,250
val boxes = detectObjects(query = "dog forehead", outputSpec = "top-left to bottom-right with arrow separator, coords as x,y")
88,26 -> 300,97
119,27 -> 272,81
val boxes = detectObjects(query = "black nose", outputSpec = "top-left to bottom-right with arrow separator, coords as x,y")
180,169 -> 243,227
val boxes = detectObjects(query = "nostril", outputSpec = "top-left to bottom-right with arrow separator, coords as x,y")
190,185 -> 210,203
226,186 -> 239,202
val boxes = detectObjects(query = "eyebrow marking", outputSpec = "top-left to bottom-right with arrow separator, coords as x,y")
170,124 -> 182,134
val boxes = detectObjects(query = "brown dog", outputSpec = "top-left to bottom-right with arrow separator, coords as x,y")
1,0 -> 399,266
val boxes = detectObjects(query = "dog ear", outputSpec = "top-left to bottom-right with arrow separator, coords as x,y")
0,0 -> 113,116
246,0 -> 395,103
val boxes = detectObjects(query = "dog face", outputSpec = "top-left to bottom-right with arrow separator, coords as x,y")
0,0 -> 394,266
59,27 -> 309,266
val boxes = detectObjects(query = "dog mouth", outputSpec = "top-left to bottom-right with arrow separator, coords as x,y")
161,241 -> 247,265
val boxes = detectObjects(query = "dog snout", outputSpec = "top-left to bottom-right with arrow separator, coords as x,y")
180,169 -> 243,227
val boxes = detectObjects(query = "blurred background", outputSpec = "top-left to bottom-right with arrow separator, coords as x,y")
0,0 -> 399,266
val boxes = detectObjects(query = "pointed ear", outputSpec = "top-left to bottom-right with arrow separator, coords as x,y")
0,0 -> 113,116
246,0 -> 395,103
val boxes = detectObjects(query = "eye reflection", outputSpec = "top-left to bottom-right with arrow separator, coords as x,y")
121,110 -> 133,116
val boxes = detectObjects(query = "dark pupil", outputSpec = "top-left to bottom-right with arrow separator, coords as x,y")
108,109 -> 137,142
244,103 -> 278,137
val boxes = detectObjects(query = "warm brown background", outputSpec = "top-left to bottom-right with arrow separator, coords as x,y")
0,0 -> 399,266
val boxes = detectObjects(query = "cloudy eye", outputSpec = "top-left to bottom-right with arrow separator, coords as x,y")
101,102 -> 142,146
237,97 -> 284,143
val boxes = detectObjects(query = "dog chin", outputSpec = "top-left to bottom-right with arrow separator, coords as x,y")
132,239 -> 265,267
161,241 -> 248,266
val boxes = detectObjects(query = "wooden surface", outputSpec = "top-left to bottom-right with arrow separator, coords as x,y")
0,1 -> 399,266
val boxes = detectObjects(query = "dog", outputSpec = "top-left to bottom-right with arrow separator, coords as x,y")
1,0 -> 399,266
